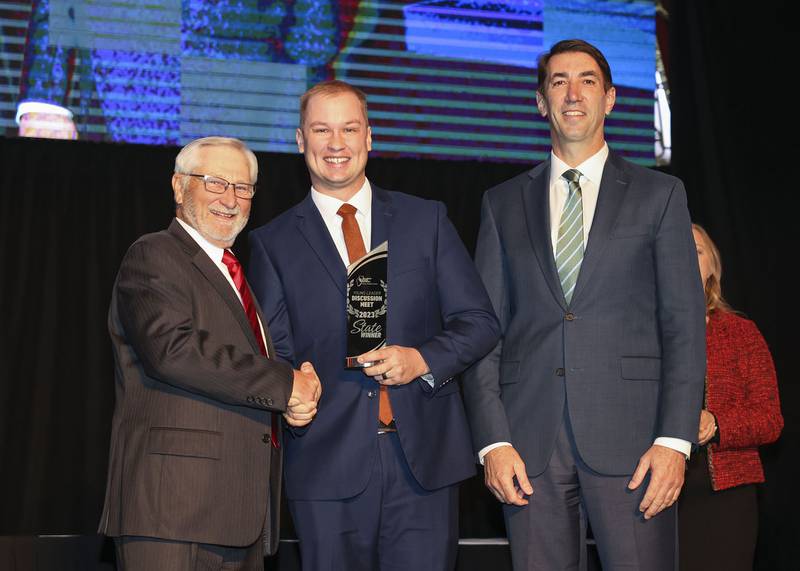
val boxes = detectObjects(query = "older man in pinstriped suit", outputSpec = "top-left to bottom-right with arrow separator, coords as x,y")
99,137 -> 321,571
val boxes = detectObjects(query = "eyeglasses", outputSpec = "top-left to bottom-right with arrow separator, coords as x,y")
185,173 -> 256,199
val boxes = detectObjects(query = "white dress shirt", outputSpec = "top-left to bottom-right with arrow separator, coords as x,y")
548,145 -> 607,253
311,179 -> 372,267
478,145 -> 690,464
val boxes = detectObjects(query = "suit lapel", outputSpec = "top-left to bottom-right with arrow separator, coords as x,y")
522,161 -> 568,311
295,193 -> 347,295
571,152 -> 629,303
248,288 -> 277,358
167,220 -> 262,354
370,185 -> 394,250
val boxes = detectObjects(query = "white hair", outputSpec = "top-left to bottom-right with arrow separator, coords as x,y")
174,136 -> 258,183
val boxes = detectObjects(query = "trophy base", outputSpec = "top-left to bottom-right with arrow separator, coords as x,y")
346,357 -> 376,368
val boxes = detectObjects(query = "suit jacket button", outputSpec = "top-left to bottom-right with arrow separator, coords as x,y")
266,398 -> 274,406
262,433 -> 270,444
367,390 -> 376,398
246,396 -> 254,403
556,368 -> 565,377
565,312 -> 575,321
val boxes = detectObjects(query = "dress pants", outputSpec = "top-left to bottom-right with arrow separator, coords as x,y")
114,535 -> 264,571
289,431 -> 459,571
503,407 -> 677,571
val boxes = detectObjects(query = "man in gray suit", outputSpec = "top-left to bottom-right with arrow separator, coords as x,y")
463,40 -> 706,569
99,137 -> 321,571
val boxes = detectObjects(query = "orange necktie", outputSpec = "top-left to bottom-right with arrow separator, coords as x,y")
337,203 -> 394,426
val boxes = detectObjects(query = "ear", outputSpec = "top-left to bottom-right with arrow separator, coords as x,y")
536,91 -> 548,118
366,125 -> 372,152
172,173 -> 184,205
604,86 -> 616,116
296,127 -> 305,153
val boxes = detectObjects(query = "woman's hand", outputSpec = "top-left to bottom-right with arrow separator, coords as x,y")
698,409 -> 717,445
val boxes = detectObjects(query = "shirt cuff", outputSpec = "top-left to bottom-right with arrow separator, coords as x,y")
654,437 -> 692,460
421,373 -> 435,387
477,442 -> 513,465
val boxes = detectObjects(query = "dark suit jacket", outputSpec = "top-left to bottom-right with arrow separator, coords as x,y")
248,186 -> 499,500
99,220 -> 294,554
463,152 -> 706,476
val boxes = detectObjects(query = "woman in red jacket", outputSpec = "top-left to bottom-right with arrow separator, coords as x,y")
679,224 -> 783,571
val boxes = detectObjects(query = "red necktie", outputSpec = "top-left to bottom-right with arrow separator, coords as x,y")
222,249 -> 280,448
337,204 -> 394,427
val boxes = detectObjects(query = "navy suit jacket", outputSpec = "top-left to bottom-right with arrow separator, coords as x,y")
462,152 -> 706,476
248,186 -> 500,500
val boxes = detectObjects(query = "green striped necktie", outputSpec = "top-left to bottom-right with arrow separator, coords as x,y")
556,169 -> 584,304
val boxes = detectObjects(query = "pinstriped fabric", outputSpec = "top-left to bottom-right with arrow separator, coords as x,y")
556,169 -> 584,304
114,534 -> 265,569
99,220 -> 295,554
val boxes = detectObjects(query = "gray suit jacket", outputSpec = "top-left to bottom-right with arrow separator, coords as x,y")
463,152 -> 706,476
99,220 -> 294,553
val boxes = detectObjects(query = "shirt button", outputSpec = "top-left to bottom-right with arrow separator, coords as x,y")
367,390 -> 376,398
556,368 -> 565,377
565,313 -> 575,321
262,433 -> 270,444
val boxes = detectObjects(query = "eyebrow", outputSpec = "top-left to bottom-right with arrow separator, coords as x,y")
550,70 -> 600,80
307,119 -> 364,127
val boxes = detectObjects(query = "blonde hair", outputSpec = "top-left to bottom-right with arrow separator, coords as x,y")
692,224 -> 733,314
299,80 -> 369,128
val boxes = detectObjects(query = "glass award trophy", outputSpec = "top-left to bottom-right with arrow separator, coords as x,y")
345,241 -> 388,368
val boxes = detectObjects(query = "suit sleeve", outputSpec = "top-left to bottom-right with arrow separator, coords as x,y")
461,192 -> 514,451
415,201 -> 500,391
653,181 -> 707,442
248,231 -> 297,366
116,240 -> 294,411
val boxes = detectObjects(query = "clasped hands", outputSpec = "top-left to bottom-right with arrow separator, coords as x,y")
282,346 -> 428,427
284,362 -> 322,427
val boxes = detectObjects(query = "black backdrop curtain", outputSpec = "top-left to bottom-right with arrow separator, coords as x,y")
668,2 -> 797,569
1,1 -> 797,568
0,136 -> 524,540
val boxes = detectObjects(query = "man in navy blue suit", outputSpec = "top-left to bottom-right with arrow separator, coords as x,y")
248,80 -> 499,570
462,40 -> 706,570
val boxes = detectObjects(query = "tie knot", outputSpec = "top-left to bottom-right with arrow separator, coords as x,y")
562,169 -> 582,184
337,203 -> 357,218
222,249 -> 240,271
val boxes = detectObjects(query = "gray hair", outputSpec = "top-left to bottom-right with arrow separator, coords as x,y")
174,136 -> 258,183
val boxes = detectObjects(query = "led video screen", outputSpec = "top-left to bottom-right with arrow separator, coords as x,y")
1,0 -> 657,163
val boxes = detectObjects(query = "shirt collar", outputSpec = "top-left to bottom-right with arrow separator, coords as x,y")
175,216 -> 226,264
311,178 -> 372,219
549,143 -> 609,188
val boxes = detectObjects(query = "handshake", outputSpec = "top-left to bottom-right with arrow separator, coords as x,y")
284,362 -> 322,427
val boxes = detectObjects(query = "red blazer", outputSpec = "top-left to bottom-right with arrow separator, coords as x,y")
705,310 -> 783,491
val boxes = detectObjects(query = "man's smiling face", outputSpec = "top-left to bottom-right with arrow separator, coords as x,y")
296,91 -> 372,200
537,50 -> 616,158
173,145 -> 252,248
